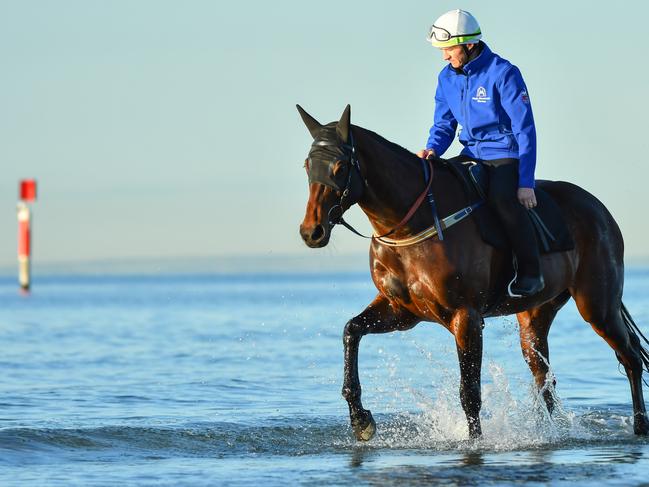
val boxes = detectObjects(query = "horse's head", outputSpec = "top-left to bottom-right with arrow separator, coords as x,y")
297,104 -> 364,248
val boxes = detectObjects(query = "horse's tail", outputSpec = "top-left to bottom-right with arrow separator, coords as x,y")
621,302 -> 649,374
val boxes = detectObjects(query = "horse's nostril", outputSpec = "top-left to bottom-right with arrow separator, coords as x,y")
311,225 -> 325,242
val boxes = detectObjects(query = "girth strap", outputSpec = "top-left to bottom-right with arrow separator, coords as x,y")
374,201 -> 484,247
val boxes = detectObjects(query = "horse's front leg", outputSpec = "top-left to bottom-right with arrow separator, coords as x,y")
452,308 -> 484,438
342,294 -> 419,441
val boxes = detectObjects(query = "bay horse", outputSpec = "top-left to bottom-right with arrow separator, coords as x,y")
297,104 -> 649,441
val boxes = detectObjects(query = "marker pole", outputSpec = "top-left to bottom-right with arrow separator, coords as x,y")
18,179 -> 37,291
17,203 -> 31,290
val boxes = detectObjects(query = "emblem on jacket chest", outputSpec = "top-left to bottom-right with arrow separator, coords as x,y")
472,86 -> 491,103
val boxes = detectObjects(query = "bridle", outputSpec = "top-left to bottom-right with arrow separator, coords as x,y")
305,132 -> 437,240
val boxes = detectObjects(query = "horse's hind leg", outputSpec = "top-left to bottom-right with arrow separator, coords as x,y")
342,294 -> 419,441
572,287 -> 649,435
516,290 -> 571,413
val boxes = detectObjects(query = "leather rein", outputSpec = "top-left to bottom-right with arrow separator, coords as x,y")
306,134 -> 483,246
331,160 -> 436,241
307,133 -> 437,241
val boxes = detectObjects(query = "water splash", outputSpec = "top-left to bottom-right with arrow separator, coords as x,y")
356,357 -> 636,452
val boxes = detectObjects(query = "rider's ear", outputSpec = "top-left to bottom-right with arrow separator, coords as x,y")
336,104 -> 351,143
296,104 -> 322,139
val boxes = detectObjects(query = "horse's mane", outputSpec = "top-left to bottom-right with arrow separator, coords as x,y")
353,125 -> 422,167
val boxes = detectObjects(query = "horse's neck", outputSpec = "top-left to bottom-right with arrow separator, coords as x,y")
354,127 -> 435,237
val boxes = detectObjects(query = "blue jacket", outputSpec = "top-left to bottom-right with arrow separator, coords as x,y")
426,43 -> 537,188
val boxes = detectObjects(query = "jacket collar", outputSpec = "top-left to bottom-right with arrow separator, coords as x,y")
452,42 -> 492,75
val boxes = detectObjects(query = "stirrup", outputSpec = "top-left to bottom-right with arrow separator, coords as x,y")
508,256 -> 521,298
508,271 -> 522,299
508,273 -> 545,298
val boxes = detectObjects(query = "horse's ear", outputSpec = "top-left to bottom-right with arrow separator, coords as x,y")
296,104 -> 322,139
336,104 -> 351,143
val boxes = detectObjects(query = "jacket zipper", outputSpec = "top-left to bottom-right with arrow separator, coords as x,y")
461,78 -> 467,122
464,73 -> 479,158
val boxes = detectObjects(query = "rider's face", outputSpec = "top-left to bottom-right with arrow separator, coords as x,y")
441,44 -> 473,69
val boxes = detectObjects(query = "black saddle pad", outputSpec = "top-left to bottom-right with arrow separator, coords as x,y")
444,157 -> 574,254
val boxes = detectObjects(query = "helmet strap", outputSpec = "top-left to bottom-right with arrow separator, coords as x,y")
462,44 -> 471,61
460,42 -> 482,69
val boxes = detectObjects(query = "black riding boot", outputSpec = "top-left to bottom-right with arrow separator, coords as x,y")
485,160 -> 544,297
506,222 -> 544,298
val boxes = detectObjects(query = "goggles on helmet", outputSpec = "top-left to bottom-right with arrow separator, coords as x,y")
427,24 -> 481,43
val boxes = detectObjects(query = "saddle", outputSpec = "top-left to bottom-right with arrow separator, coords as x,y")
444,157 -> 574,254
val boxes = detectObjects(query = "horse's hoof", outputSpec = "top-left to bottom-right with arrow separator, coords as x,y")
634,414 -> 649,435
352,410 -> 376,441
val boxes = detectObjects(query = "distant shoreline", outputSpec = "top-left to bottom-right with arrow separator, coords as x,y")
1,252 -> 649,277
0,253 -> 372,276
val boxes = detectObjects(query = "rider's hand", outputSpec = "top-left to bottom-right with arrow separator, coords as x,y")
518,187 -> 537,209
416,149 -> 436,159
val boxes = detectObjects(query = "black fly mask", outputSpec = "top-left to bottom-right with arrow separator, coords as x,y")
298,105 -> 364,221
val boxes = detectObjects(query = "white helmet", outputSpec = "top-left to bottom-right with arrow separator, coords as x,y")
427,9 -> 482,48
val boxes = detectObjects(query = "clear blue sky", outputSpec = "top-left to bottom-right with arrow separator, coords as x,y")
1,0 -> 647,266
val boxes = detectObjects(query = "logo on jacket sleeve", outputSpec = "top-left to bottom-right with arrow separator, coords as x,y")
521,89 -> 530,104
472,86 -> 490,103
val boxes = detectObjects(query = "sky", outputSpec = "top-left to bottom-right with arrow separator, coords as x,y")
1,0 -> 648,268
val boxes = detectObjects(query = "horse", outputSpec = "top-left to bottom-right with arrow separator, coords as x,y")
297,104 -> 649,441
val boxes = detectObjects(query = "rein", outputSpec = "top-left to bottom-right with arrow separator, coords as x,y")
331,158 -> 436,240
308,133 -> 478,246
334,152 -> 483,247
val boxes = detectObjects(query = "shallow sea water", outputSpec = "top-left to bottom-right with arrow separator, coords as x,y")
1,268 -> 649,485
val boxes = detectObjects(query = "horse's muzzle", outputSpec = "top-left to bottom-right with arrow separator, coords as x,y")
300,223 -> 330,248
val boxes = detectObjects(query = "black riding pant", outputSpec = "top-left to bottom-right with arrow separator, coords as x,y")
483,159 -> 540,277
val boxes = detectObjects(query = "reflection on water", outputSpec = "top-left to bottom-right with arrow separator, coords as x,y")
338,446 -> 649,486
340,428 -> 649,485
461,451 -> 485,466
349,447 -> 373,468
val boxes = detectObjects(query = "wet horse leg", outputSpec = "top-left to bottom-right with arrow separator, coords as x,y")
572,287 -> 649,435
342,294 -> 419,441
516,290 -> 571,413
452,308 -> 484,438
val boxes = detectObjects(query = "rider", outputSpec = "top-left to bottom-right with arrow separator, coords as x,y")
417,9 -> 544,298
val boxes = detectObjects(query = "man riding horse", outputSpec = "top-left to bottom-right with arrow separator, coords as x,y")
297,9 -> 649,442
417,9 -> 543,298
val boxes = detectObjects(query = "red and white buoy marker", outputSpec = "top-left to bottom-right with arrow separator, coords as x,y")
17,179 -> 37,291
